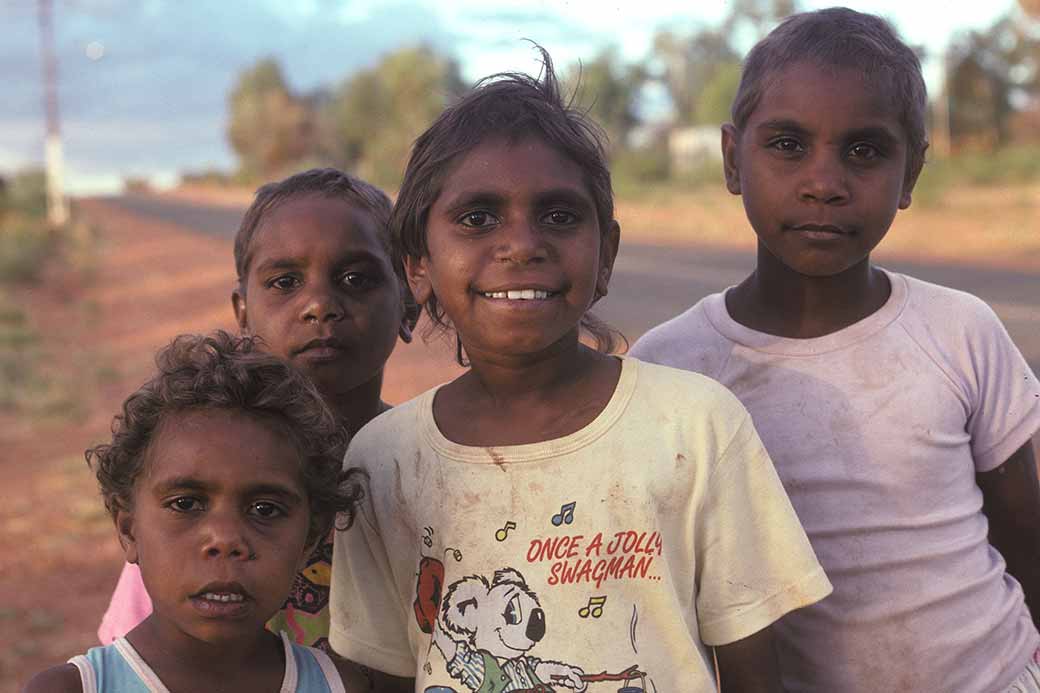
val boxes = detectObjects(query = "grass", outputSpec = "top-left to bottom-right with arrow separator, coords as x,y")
0,222 -> 59,285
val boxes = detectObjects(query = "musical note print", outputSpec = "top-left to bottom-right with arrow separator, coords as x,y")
495,521 -> 517,542
579,595 -> 607,618
422,526 -> 434,548
445,547 -> 463,562
552,501 -> 576,526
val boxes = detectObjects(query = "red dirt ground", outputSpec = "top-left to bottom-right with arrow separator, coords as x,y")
0,199 -> 463,689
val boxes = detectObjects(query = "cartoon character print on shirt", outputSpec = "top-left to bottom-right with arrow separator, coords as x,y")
433,568 -> 588,693
415,512 -> 658,693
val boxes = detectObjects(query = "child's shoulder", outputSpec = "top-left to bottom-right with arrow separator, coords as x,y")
348,386 -> 436,455
626,356 -> 749,422
892,270 -> 1007,341
629,292 -> 731,376
21,664 -> 82,693
898,271 -> 997,317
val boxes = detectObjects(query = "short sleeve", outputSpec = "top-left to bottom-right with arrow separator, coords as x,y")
328,472 -> 415,677
963,301 -> 1040,471
694,415 -> 832,646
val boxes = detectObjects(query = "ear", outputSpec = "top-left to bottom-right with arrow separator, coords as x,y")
115,509 -> 139,565
899,142 -> 928,210
595,221 -> 621,301
492,567 -> 527,587
403,255 -> 433,308
231,288 -> 249,334
721,124 -> 742,196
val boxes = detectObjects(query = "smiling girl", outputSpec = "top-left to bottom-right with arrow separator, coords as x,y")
327,48 -> 832,693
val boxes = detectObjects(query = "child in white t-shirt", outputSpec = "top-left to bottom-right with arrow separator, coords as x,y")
328,47 -> 831,693
631,8 -> 1040,692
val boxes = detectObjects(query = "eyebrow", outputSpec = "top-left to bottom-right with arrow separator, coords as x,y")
756,119 -> 812,136
757,119 -> 901,144
440,187 -> 594,217
152,476 -> 304,503
253,250 -> 384,274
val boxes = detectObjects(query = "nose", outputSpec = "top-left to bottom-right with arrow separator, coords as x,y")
200,510 -> 255,561
798,151 -> 849,205
299,280 -> 345,324
526,608 -> 546,642
494,219 -> 550,265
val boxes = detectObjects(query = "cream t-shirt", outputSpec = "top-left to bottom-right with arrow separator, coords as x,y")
329,357 -> 830,692
631,270 -> 1040,692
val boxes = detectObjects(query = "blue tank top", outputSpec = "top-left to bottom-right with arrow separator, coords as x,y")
68,630 -> 345,693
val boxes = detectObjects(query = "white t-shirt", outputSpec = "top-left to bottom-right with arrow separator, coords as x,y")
631,269 -> 1040,692
329,357 -> 831,692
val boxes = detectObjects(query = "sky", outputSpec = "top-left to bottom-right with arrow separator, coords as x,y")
0,0 -> 1021,194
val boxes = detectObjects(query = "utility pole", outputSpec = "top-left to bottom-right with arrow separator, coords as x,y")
38,0 -> 69,227
932,49 -> 952,159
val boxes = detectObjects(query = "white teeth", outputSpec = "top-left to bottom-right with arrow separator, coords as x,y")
201,592 -> 244,603
483,289 -> 551,300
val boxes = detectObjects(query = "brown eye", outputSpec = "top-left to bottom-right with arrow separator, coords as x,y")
770,137 -> 802,153
459,211 -> 497,228
269,275 -> 300,291
341,272 -> 375,289
249,501 -> 285,519
168,497 -> 203,512
543,210 -> 577,225
849,143 -> 880,160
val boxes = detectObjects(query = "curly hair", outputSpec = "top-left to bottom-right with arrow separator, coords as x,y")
233,167 -> 419,329
389,45 -> 624,364
86,331 -> 363,546
731,7 -> 928,177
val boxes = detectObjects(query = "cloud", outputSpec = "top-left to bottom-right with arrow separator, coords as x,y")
0,0 -> 452,190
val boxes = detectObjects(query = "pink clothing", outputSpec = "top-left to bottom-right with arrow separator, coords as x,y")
631,270 -> 1040,692
97,563 -> 151,644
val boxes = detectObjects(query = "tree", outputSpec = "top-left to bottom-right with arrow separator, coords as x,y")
652,0 -> 798,127
326,46 -> 464,188
566,47 -> 647,148
653,28 -> 738,126
693,61 -> 742,125
226,58 -> 317,179
947,14 -> 1040,147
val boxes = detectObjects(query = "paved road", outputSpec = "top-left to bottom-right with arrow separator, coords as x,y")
101,194 -> 1040,373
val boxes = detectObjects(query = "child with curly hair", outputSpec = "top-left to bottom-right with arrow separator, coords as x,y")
24,332 -> 372,692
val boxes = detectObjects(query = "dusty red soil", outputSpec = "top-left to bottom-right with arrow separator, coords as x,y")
0,199 -> 462,689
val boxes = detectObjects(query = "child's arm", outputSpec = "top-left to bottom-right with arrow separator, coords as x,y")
977,439 -> 1040,631
331,654 -> 415,693
21,664 -> 82,693
715,628 -> 783,693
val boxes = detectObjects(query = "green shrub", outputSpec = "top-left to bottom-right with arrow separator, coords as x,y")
8,169 -> 48,217
0,224 -> 57,284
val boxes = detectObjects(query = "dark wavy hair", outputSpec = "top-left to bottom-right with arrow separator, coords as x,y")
234,167 -> 418,328
86,331 -> 363,546
389,45 -> 623,364
731,7 -> 928,176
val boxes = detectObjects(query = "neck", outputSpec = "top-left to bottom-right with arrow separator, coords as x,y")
321,370 -> 388,437
728,245 -> 889,338
463,330 -> 598,402
128,614 -> 280,679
